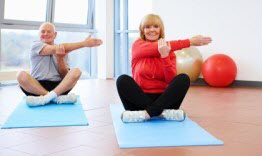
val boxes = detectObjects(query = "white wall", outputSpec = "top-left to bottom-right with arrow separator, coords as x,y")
153,0 -> 262,81
95,0 -> 114,79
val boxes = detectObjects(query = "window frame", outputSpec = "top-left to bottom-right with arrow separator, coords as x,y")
114,0 -> 140,77
114,0 -> 144,77
1,0 -> 94,30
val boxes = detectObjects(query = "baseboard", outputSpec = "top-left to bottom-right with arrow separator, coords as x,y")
0,80 -> 18,87
1,78 -> 262,88
192,78 -> 262,88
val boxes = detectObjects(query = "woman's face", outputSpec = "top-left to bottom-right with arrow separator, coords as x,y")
143,24 -> 161,42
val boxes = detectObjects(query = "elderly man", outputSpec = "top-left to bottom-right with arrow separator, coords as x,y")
17,22 -> 102,106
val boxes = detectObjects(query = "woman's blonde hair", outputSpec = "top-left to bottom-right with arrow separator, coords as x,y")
139,14 -> 165,40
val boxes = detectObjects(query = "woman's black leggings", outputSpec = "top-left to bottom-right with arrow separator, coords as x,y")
116,74 -> 190,117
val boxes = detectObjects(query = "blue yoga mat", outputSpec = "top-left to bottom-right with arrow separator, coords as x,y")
1,96 -> 88,129
110,104 -> 223,148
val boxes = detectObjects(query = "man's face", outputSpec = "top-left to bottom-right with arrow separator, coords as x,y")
39,24 -> 57,44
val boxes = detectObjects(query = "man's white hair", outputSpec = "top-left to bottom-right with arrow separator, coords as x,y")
39,22 -> 56,32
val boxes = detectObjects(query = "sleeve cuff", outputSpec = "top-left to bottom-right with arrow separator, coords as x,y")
161,56 -> 173,66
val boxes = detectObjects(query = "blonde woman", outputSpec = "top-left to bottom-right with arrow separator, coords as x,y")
116,14 -> 211,122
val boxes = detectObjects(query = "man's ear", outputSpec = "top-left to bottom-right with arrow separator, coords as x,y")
54,32 -> 58,38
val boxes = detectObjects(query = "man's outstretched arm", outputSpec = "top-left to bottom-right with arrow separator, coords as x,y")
40,35 -> 103,55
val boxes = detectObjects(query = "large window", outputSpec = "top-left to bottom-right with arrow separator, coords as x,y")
114,0 -> 152,77
0,0 -> 96,81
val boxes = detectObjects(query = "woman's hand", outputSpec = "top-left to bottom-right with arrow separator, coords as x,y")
158,38 -> 171,58
190,35 -> 212,46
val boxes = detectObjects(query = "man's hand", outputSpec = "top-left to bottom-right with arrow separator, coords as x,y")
158,38 -> 171,58
54,44 -> 68,78
83,34 -> 103,47
55,44 -> 66,59
190,35 -> 212,46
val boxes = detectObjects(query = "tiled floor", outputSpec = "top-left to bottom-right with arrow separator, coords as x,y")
0,79 -> 262,156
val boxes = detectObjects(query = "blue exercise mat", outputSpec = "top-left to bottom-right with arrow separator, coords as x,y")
110,104 -> 223,148
1,96 -> 88,129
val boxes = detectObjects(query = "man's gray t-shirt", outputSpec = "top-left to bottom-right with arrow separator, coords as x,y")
30,41 -> 68,81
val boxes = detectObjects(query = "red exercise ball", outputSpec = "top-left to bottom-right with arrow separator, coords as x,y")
202,54 -> 237,87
